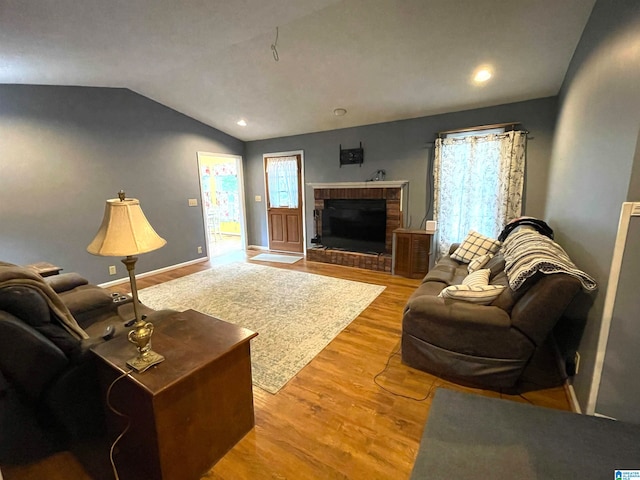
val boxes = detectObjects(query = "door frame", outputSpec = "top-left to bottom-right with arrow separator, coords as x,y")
196,151 -> 248,257
262,150 -> 306,254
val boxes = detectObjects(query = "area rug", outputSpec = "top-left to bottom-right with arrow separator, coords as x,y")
411,388 -> 640,479
251,253 -> 303,264
138,263 -> 385,393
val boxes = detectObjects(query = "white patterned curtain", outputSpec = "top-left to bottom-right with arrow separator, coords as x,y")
433,130 -> 526,258
266,156 -> 299,208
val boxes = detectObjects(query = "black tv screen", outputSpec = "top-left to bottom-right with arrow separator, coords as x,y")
322,199 -> 386,253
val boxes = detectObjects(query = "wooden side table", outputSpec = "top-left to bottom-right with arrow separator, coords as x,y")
92,309 -> 257,480
392,228 -> 432,278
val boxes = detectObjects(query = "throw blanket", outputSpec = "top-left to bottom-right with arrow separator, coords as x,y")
502,229 -> 597,292
0,265 -> 88,339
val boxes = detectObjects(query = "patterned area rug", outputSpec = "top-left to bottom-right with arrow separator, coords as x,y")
139,262 -> 385,393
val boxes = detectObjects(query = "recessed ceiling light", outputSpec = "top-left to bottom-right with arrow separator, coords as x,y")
237,119 -> 247,127
333,108 -> 347,116
473,67 -> 493,83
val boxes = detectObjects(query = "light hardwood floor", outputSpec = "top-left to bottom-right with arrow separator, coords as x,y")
3,250 -> 571,480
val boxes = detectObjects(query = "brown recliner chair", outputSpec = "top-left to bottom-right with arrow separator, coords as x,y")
0,263 -> 165,464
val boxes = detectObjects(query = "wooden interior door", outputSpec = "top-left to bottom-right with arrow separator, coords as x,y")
265,154 -> 303,253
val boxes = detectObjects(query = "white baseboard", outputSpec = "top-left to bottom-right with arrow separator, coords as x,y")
98,257 -> 209,288
566,382 -> 582,414
549,333 -> 582,414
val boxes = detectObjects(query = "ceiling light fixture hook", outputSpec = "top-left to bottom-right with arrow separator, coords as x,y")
271,27 -> 279,62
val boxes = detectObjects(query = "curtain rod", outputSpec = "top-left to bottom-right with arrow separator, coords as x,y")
438,122 -> 524,137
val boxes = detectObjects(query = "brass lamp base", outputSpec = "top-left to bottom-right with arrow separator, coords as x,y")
127,350 -> 165,373
126,316 -> 164,373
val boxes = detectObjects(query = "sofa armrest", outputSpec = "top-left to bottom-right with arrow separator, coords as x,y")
0,313 -> 69,401
510,273 -> 581,346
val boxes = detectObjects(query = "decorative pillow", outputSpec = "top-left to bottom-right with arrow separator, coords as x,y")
462,268 -> 491,287
450,230 -> 502,264
438,284 -> 506,305
467,253 -> 493,274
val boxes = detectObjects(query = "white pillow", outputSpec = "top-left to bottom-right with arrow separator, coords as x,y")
462,268 -> 491,287
450,230 -> 502,264
438,268 -> 504,305
438,284 -> 506,305
467,253 -> 493,274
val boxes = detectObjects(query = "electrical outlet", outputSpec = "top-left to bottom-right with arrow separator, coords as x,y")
108,265 -> 117,275
197,246 -> 203,254
188,198 -> 198,207
574,352 -> 581,375
255,195 -> 262,202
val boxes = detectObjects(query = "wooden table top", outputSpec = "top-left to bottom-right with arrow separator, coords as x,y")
91,309 -> 257,395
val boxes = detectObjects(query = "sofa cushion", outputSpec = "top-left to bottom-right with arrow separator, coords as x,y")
402,296 -> 532,360
421,256 -> 467,285
407,281 -> 448,305
450,230 -> 502,263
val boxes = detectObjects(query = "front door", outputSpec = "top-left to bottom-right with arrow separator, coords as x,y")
264,153 -> 303,253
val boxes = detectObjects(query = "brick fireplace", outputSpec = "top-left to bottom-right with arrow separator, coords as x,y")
307,181 -> 408,272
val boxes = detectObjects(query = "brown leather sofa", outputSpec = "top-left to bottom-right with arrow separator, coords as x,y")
401,239 -> 583,390
0,262 -> 171,463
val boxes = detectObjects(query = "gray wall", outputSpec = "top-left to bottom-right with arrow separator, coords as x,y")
0,85 -> 244,285
545,0 -> 640,412
244,97 -> 558,248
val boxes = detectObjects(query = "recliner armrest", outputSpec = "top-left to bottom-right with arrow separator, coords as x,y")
45,273 -> 89,293
0,313 -> 69,401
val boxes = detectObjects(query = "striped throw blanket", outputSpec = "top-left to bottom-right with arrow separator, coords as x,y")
502,229 -> 597,291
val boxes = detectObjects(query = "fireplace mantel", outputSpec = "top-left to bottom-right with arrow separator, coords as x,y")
307,180 -> 408,189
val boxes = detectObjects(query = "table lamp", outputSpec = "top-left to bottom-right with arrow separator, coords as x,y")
87,190 -> 167,372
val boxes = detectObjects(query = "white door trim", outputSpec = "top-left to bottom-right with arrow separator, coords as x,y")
262,150 -> 306,254
196,152 -> 248,257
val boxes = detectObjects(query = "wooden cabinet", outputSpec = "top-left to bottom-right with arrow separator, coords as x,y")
93,310 -> 257,480
392,229 -> 432,278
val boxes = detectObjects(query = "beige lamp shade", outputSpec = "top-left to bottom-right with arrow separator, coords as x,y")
87,197 -> 166,256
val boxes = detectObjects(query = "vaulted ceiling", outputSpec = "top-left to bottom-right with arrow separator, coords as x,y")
1,0 -> 596,141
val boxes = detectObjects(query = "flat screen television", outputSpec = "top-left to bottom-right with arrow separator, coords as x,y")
321,199 -> 386,253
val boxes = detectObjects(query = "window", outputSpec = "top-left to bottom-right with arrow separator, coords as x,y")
265,156 -> 299,208
433,129 -> 526,258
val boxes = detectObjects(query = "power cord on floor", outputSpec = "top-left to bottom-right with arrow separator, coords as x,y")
373,345 -> 440,402
106,368 -> 134,480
